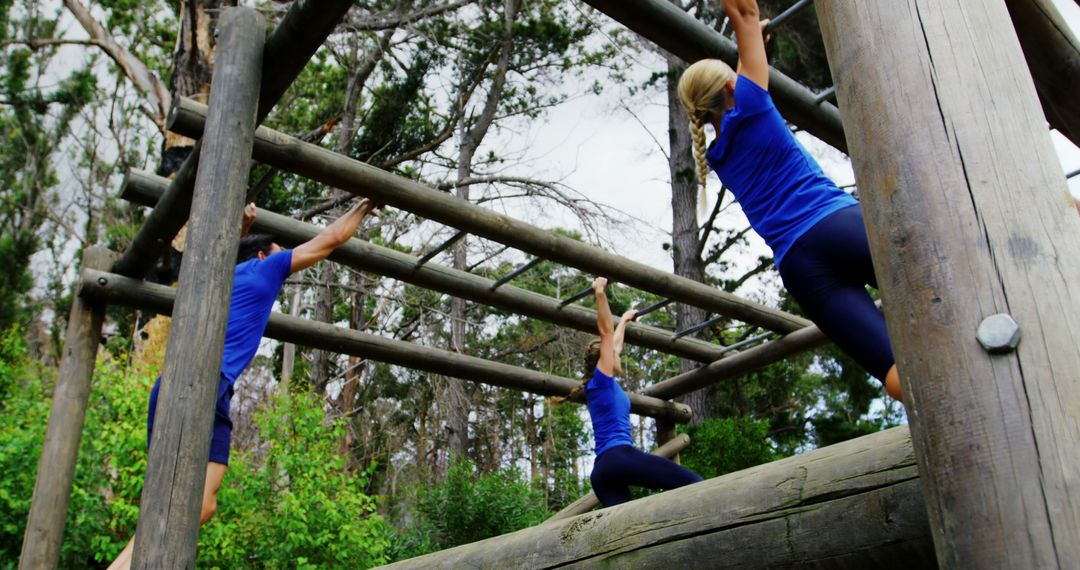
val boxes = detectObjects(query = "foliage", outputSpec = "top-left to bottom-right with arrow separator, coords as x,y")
677,417 -> 777,480
0,334 -> 392,568
198,390 -> 393,569
392,459 -> 549,559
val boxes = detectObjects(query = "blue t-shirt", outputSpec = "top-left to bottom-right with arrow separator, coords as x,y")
706,75 -> 857,268
219,250 -> 293,383
585,368 -> 634,456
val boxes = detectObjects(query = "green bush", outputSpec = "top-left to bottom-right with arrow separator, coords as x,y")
677,417 -> 777,480
198,390 -> 392,569
0,331 -> 392,568
392,460 -> 550,560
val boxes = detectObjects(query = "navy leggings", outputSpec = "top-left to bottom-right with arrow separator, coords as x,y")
778,204 -> 895,380
591,445 -> 703,507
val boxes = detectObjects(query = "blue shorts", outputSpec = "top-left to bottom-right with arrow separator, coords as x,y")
778,204 -> 895,380
147,374 -> 234,465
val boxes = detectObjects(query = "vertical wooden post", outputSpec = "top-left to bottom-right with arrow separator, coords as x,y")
130,8 -> 263,569
18,247 -> 114,570
816,0 -> 1080,566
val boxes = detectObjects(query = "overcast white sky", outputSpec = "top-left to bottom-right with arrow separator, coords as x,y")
493,0 -> 1080,276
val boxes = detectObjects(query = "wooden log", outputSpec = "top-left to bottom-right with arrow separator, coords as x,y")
111,0 -> 354,279
1006,0 -> 1080,148
78,269 -> 692,424
816,0 -> 1080,566
130,10 -> 263,569
18,247 -> 114,570
120,168 -> 727,364
643,322 -> 829,400
580,0 -> 848,152
167,98 -> 813,335
377,426 -> 934,569
544,433 -> 691,524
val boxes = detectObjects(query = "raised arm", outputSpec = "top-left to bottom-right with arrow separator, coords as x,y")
592,277 -> 617,377
612,309 -> 639,362
290,198 -> 377,273
724,0 -> 769,89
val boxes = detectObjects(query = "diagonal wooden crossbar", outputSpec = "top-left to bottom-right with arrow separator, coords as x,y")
110,0 -> 355,280
166,98 -> 812,335
78,268 -> 693,424
580,0 -> 848,152
120,169 -> 731,363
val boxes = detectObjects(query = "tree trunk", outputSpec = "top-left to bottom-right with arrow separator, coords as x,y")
666,57 -> 713,423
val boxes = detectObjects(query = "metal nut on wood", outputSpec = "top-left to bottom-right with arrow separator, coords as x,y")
976,313 -> 1021,354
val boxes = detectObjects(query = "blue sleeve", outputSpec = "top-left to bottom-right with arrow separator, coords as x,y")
587,367 -> 616,391
259,249 -> 293,287
733,74 -> 773,116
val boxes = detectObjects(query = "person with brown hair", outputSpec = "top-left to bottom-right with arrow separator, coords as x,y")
553,277 -> 701,507
677,0 -> 901,400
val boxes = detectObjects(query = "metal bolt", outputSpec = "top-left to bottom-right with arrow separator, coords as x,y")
976,313 -> 1021,354
97,277 -> 108,286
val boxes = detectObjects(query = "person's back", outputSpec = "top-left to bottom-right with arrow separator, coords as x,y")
707,75 -> 856,266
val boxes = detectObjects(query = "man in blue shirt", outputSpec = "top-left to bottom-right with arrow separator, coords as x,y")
109,198 -> 379,570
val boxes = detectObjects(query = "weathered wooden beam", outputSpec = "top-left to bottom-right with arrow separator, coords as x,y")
643,321 -> 829,400
78,269 -> 693,424
121,169 -> 727,363
579,0 -> 848,152
1006,0 -> 1080,148
817,0 -> 1080,566
544,433 -> 692,524
19,247 -> 114,570
130,10 -> 263,568
111,0 -> 354,279
377,426 -> 934,569
167,98 -> 813,335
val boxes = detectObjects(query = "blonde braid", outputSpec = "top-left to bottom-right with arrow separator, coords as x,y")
689,117 -> 710,219
548,379 -> 589,406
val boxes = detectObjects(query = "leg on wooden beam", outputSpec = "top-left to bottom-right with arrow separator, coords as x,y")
817,0 -> 1080,565
130,9 -> 264,568
18,247 -> 114,570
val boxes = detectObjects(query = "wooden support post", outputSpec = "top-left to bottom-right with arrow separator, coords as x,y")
378,427 -> 933,569
167,98 -> 814,335
545,434 -> 691,524
1005,0 -> 1080,148
18,247 -> 114,570
79,269 -> 693,424
580,0 -> 847,152
130,9 -> 263,568
111,0 -> 354,279
816,0 -> 1080,566
120,169 -> 728,363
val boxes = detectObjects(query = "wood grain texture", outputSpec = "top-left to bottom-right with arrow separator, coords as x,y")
1005,0 -> 1080,148
816,0 -> 1080,566
78,269 -> 692,423
130,9 -> 263,569
168,98 -> 814,335
19,247 -> 114,570
378,427 -> 934,569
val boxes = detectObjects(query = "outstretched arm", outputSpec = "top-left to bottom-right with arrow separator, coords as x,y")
592,277 -> 617,377
290,198 -> 378,273
725,0 -> 769,89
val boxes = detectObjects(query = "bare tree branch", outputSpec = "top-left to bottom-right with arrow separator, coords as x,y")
63,0 -> 170,132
